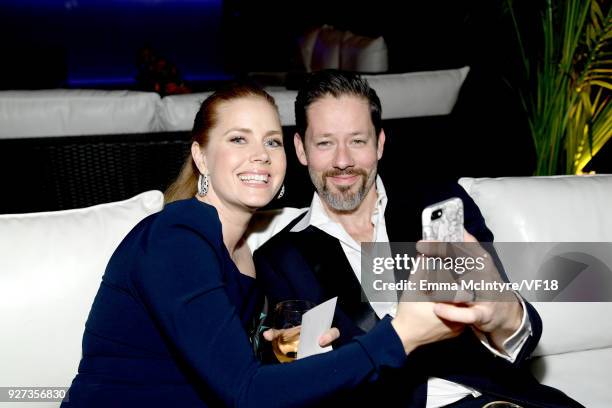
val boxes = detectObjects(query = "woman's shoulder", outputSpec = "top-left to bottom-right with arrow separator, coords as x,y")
144,197 -> 223,247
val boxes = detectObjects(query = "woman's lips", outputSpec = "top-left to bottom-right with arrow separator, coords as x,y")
238,172 -> 271,188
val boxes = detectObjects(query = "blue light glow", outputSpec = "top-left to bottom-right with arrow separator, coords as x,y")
1,0 -> 225,88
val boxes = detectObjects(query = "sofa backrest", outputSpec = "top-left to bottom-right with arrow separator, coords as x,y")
459,175 -> 612,242
0,67 -> 469,139
0,67 -> 472,214
160,66 -> 469,131
0,90 -> 162,139
297,25 -> 389,73
0,191 -> 164,399
1,175 -> 611,400
459,175 -> 612,357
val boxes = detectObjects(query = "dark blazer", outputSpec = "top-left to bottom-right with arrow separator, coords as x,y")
63,198 -> 410,408
254,178 -> 583,408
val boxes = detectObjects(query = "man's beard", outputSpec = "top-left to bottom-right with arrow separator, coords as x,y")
309,167 -> 377,212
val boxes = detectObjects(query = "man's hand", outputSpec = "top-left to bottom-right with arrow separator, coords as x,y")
417,230 -> 524,353
263,327 -> 340,348
432,300 -> 522,352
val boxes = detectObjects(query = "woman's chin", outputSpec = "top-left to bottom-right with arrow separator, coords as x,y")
240,196 -> 275,210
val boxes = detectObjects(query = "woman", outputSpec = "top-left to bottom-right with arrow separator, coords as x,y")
63,83 -> 461,407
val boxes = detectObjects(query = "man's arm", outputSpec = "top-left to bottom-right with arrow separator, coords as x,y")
448,182 -> 543,364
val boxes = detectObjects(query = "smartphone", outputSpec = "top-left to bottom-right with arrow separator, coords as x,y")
421,197 -> 464,242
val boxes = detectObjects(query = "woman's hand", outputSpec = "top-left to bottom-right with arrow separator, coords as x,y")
390,239 -> 467,355
407,230 -> 522,354
263,327 -> 340,347
391,301 -> 465,355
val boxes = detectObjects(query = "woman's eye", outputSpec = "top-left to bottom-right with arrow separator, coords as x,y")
230,136 -> 247,144
265,138 -> 283,147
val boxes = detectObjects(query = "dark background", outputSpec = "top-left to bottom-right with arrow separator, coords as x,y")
0,0 -> 530,86
0,0 -> 609,212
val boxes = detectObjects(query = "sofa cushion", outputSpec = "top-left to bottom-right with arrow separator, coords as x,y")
298,25 -> 388,73
530,347 -> 612,408
0,191 -> 164,393
0,90 -> 162,139
161,68 -> 469,131
159,89 -> 297,131
458,175 -> 612,242
297,26 -> 322,72
158,92 -> 212,132
529,302 -> 612,356
363,66 -> 470,119
458,175 -> 612,356
341,30 -> 389,73
311,25 -> 344,71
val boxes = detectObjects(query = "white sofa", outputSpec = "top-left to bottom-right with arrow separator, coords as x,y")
0,67 -> 472,214
458,176 -> 612,407
0,66 -> 468,138
1,175 -> 611,407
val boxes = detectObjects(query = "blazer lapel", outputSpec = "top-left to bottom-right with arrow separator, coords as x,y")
291,226 -> 379,336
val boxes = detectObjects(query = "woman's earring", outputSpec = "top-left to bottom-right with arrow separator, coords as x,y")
197,173 -> 209,196
277,184 -> 285,199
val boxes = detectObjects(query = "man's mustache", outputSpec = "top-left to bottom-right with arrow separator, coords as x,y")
322,168 -> 368,179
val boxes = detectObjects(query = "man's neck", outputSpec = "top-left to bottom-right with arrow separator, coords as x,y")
320,185 -> 379,243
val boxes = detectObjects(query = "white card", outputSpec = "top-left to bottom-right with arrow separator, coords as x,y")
297,297 -> 337,359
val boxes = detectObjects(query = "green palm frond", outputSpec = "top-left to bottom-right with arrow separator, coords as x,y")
567,1 -> 612,174
506,0 -> 612,175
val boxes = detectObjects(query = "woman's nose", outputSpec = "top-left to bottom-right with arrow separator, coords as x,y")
250,144 -> 271,164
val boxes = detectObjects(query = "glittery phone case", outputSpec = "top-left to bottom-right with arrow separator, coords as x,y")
421,197 -> 464,242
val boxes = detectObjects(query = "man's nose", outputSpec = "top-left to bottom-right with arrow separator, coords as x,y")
332,144 -> 354,169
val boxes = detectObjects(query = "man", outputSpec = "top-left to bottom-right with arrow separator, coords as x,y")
254,70 -> 581,407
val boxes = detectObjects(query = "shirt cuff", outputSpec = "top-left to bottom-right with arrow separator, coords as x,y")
472,292 -> 532,362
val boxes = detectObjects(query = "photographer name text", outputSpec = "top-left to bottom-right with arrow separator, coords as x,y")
372,279 -> 560,292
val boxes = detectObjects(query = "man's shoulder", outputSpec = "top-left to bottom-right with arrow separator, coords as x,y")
382,176 -> 475,221
247,207 -> 309,252
251,209 -> 309,257
252,211 -> 323,281
384,175 -> 468,206
258,214 -> 307,249
382,176 -> 489,240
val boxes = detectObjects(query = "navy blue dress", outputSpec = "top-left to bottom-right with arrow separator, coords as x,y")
63,198 -> 406,407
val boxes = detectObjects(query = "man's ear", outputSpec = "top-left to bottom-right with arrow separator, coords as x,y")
191,142 -> 208,174
377,129 -> 386,160
294,133 -> 308,166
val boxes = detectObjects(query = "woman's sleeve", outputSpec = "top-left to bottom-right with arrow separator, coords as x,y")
131,222 -> 406,408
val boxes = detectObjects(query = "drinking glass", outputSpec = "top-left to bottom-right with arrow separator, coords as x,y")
271,300 -> 315,363
482,402 -> 524,408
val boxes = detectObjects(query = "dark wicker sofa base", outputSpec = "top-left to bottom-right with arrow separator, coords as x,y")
0,114 -> 537,214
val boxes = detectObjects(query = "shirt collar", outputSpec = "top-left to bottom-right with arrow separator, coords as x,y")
291,175 -> 388,232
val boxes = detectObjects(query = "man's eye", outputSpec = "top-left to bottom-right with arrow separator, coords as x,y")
230,136 -> 247,144
317,141 -> 331,147
265,138 -> 283,147
352,139 -> 367,145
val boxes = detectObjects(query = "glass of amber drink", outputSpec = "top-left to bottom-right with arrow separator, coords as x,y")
271,300 -> 315,363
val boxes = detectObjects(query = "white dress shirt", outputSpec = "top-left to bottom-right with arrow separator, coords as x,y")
291,176 -> 532,408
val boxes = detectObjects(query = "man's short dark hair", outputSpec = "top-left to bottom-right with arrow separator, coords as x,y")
294,70 -> 383,140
